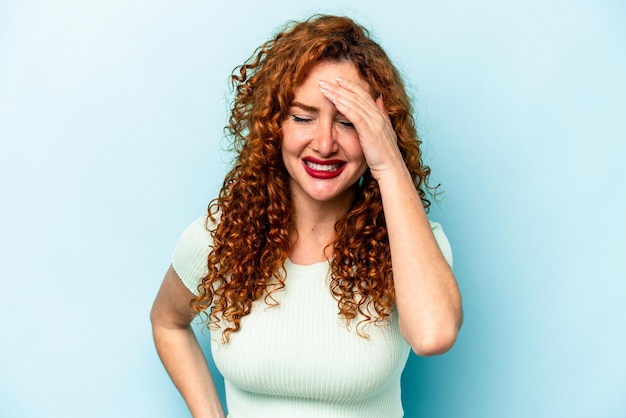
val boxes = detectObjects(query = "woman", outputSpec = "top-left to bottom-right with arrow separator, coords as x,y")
151,14 -> 462,418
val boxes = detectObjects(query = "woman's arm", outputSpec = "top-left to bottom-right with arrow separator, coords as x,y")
319,78 -> 463,356
376,166 -> 463,356
150,266 -> 226,418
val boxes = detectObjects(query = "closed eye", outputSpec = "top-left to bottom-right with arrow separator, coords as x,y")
337,120 -> 355,128
291,115 -> 313,123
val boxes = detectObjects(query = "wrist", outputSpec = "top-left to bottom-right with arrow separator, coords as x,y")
372,162 -> 412,186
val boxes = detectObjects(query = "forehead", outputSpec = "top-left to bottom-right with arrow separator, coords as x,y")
296,60 -> 371,94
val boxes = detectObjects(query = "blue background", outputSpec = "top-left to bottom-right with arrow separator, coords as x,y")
1,1 -> 625,417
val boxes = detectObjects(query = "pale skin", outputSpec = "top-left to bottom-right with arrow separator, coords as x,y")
150,60 -> 462,416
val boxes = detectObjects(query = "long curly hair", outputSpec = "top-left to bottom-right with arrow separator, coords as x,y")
191,14 -> 436,342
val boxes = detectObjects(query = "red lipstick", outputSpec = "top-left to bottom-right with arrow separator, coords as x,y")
302,157 -> 346,179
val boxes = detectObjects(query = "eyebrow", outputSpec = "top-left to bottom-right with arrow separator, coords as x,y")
290,101 -> 319,112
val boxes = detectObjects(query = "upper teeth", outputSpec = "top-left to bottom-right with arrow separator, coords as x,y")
306,161 -> 340,172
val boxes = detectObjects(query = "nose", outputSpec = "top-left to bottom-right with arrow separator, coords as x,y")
313,119 -> 339,156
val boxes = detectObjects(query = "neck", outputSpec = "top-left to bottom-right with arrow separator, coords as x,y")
288,188 -> 356,265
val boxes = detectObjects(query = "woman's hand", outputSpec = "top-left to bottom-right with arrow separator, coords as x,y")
318,77 -> 406,181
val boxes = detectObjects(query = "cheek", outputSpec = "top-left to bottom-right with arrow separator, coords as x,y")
344,135 -> 365,161
280,131 -> 301,170
280,143 -> 292,169
280,124 -> 304,153
347,138 -> 368,174
279,128 -> 293,155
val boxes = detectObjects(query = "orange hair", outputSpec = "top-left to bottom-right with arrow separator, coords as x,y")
191,15 -> 437,341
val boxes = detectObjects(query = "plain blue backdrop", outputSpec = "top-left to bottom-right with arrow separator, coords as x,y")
1,1 -> 625,417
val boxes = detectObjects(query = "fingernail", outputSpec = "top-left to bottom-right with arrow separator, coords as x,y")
318,80 -> 327,86
336,77 -> 345,83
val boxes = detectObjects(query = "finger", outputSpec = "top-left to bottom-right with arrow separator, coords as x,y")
319,78 -> 372,108
375,95 -> 393,125
336,77 -> 373,98
375,95 -> 385,113
320,79 -> 379,120
318,80 -> 372,122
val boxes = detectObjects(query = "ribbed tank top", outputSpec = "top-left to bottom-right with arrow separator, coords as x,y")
172,215 -> 452,417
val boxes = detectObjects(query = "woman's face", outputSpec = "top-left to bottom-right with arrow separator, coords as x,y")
281,61 -> 369,210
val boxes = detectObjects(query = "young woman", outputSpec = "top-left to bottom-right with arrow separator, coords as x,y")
150,14 -> 462,418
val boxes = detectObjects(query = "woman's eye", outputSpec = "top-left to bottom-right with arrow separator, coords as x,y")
338,120 -> 355,128
292,115 -> 313,123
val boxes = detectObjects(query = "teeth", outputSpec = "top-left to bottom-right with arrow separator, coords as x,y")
305,161 -> 340,172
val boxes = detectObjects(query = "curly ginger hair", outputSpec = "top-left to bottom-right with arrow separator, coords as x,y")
191,14 -> 436,342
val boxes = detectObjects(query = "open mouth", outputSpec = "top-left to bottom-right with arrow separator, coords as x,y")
302,158 -> 346,179
304,160 -> 342,172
